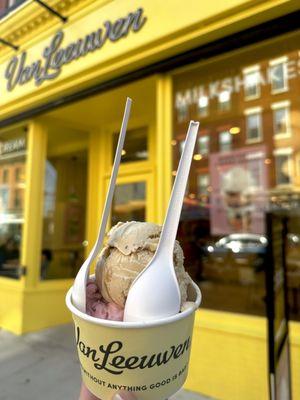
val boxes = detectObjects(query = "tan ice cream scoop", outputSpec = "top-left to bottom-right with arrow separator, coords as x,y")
95,221 -> 192,308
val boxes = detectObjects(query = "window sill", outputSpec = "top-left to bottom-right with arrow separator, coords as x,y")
271,87 -> 289,95
245,137 -> 263,144
244,94 -> 260,101
274,183 -> 293,189
274,132 -> 292,140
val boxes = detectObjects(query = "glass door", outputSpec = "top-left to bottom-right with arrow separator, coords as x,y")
40,125 -> 88,280
109,126 -> 154,227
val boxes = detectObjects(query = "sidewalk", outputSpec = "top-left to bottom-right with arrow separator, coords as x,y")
0,324 -> 213,400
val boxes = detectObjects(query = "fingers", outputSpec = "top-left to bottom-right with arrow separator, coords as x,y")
79,383 -> 137,400
79,383 -> 100,400
112,392 -> 137,400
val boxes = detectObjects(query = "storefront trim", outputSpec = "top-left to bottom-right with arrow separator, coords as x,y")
1,9 -> 300,129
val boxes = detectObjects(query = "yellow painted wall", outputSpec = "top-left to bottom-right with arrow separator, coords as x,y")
187,311 -> 269,399
0,278 -> 24,334
1,0 -> 300,121
290,322 -> 300,400
22,282 -> 72,333
186,311 -> 300,400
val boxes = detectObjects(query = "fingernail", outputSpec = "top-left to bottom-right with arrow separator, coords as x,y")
113,395 -> 123,400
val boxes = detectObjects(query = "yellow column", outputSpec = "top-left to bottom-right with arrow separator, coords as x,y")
155,74 -> 173,224
21,120 -> 47,288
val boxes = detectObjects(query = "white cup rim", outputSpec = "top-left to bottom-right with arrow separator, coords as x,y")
66,282 -> 201,329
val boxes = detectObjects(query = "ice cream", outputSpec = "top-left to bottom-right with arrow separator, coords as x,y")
96,221 -> 192,308
86,221 -> 193,320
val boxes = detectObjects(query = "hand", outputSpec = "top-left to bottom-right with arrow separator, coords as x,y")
79,383 -> 136,400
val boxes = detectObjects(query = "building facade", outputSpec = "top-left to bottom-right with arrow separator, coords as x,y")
0,1 -> 300,399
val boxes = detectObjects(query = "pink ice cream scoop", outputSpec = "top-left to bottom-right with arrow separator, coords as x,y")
86,280 -> 124,321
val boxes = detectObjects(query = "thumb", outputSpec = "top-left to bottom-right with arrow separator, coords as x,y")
112,392 -> 137,400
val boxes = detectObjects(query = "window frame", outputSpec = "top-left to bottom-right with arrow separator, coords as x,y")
244,107 -> 263,144
269,56 -> 289,94
218,90 -> 231,111
197,173 -> 209,196
271,100 -> 292,139
243,64 -> 261,101
198,135 -> 210,156
197,95 -> 209,117
219,130 -> 232,152
273,147 -> 293,187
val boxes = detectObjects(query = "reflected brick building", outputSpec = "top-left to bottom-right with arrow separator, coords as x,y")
174,43 -> 300,209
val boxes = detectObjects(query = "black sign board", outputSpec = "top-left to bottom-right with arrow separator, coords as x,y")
265,211 -> 292,400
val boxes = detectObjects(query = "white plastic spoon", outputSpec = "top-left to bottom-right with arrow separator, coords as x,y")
124,120 -> 200,322
72,97 -> 132,313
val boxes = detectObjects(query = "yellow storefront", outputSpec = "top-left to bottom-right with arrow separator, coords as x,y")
0,1 -> 300,399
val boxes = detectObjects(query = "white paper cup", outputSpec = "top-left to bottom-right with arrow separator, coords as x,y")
66,282 -> 201,400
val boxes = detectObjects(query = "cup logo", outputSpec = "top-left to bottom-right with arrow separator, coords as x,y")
76,326 -> 191,376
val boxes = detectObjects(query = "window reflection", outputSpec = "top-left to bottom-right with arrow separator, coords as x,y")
219,131 -> 232,152
173,31 -> 300,319
112,182 -> 146,226
198,96 -> 209,117
245,109 -> 262,143
198,136 -> 209,155
272,101 -> 291,138
0,130 -> 27,279
243,66 -> 260,99
113,127 -> 148,164
270,57 -> 288,93
274,150 -> 292,186
41,151 -> 87,280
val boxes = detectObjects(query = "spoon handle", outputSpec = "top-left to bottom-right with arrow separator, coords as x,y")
88,97 -> 132,262
73,98 -> 131,290
156,120 -> 199,259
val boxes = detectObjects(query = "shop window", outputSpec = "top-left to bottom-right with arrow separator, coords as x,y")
272,101 -> 291,138
175,91 -> 190,122
197,95 -> 209,117
219,131 -> 232,152
41,149 -> 87,280
113,127 -> 148,163
198,136 -> 209,156
245,108 -> 262,143
111,182 -> 146,226
243,65 -> 260,100
173,31 -> 300,320
218,90 -> 231,111
274,149 -> 293,186
0,129 -> 27,279
269,56 -> 288,93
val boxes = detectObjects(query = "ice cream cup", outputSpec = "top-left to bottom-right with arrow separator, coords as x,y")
66,281 -> 201,400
